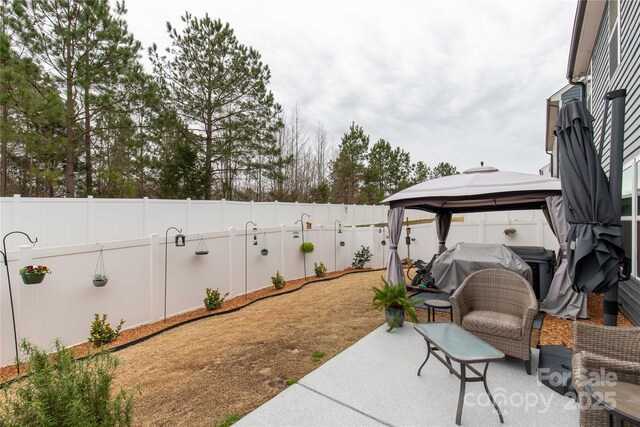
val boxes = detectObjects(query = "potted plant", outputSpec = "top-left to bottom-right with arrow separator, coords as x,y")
93,273 -> 108,287
261,248 -> 269,256
19,265 -> 51,285
503,227 -> 517,236
372,278 -> 424,331
300,242 -> 314,254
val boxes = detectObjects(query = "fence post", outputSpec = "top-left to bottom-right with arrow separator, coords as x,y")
227,227 -> 235,296
149,233 -> 160,320
280,225 -> 285,278
479,219 -> 486,244
370,224 -> 376,268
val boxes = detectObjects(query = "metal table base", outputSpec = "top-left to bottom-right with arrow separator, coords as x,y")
417,335 -> 504,425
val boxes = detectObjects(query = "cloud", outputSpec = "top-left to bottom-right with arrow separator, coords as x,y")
126,0 -> 577,173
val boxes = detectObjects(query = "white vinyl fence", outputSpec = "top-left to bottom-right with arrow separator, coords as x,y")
0,196 -> 388,250
0,215 -> 556,367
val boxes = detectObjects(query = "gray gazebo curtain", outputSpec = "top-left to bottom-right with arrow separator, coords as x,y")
540,195 -> 588,319
436,210 -> 452,254
386,207 -> 405,285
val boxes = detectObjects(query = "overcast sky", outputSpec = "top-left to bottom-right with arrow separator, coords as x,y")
125,0 -> 577,174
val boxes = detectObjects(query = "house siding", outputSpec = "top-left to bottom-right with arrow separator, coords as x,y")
589,0 -> 640,326
561,85 -> 582,103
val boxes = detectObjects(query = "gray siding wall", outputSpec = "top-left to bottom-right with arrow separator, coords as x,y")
590,0 -> 640,325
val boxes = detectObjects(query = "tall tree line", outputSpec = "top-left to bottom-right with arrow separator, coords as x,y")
0,0 -> 456,203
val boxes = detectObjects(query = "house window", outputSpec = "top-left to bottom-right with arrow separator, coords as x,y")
609,0 -> 620,78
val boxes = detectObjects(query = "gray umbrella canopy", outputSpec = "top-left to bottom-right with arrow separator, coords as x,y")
556,100 -> 625,294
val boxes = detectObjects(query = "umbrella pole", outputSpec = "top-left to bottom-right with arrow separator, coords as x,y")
604,89 -> 627,327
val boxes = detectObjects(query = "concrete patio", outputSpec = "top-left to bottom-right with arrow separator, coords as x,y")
238,322 -> 578,426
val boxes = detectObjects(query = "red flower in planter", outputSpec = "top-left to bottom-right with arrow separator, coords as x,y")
19,265 -> 52,275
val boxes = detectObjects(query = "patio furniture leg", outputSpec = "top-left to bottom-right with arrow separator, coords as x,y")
456,364 -> 466,425
418,340 -> 432,376
482,363 -> 504,423
524,358 -> 531,375
445,355 -> 453,374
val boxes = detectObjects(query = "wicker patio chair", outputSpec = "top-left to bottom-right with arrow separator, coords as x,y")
449,268 -> 538,374
572,322 -> 640,427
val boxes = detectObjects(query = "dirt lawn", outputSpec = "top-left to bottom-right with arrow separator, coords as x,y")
112,270 -> 389,426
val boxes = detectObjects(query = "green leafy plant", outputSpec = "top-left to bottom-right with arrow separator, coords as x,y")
300,241 -> 315,254
271,271 -> 285,289
204,288 -> 228,310
218,415 -> 241,427
19,265 -> 51,275
88,314 -> 125,347
93,273 -> 108,281
503,227 -> 517,236
372,277 -> 424,331
0,339 -> 134,426
285,378 -> 300,387
311,350 -> 325,363
314,262 -> 327,278
352,245 -> 373,269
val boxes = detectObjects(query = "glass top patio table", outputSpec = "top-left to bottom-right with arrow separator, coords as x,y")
414,322 -> 504,363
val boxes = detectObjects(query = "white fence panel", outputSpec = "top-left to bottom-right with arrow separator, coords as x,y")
0,196 -> 388,252
1,204 -> 559,367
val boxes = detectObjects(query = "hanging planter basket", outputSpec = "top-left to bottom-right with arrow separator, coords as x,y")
20,265 -> 51,285
195,235 -> 209,255
22,273 -> 46,285
93,278 -> 108,287
260,232 -> 269,256
340,241 -> 345,247
92,248 -> 108,287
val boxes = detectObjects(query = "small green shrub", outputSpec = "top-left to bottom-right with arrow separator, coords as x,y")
311,350 -> 325,363
300,241 -> 315,254
88,314 -> 125,347
0,339 -> 134,426
352,245 -> 373,269
218,415 -> 241,427
285,377 -> 300,387
271,271 -> 285,289
204,288 -> 228,310
314,262 -> 327,278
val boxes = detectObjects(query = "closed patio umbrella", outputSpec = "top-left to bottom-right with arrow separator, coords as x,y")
556,99 -> 625,295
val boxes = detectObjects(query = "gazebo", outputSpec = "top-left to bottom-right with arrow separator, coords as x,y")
382,166 -> 586,319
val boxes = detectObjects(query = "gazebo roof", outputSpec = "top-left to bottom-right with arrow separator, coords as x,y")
382,166 -> 561,213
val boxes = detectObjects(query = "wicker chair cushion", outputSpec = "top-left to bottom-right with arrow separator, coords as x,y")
462,310 -> 522,340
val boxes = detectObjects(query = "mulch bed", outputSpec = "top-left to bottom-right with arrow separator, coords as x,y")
0,268 -> 373,384
539,293 -> 635,348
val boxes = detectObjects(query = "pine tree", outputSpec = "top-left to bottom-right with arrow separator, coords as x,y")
11,0 -> 141,196
150,12 -> 282,200
330,122 -> 369,204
